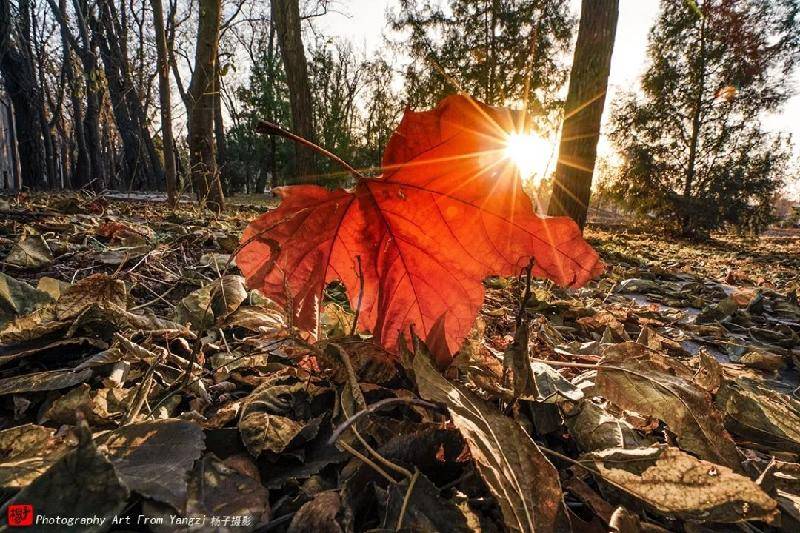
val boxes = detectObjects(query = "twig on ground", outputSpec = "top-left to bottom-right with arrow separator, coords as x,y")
130,283 -> 179,310
396,468 -> 420,531
339,440 -> 397,484
328,396 -> 442,444
327,341 -> 413,479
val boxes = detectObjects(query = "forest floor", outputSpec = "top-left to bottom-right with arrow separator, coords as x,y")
0,192 -> 799,532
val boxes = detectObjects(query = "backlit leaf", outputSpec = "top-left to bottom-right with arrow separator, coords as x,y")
239,95 -> 602,364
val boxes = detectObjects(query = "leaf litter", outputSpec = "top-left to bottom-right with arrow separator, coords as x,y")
0,122 -> 799,532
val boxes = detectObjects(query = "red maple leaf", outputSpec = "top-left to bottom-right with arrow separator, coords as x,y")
239,95 -> 603,365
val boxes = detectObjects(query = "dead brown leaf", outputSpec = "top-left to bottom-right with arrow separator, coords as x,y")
414,348 -> 570,533
586,446 -> 777,523
595,342 -> 743,471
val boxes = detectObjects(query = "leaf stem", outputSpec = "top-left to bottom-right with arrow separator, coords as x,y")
256,120 -> 366,181
350,256 -> 364,336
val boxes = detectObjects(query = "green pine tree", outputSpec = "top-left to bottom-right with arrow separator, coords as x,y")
227,26 -> 293,191
392,0 -> 574,131
609,0 -> 800,236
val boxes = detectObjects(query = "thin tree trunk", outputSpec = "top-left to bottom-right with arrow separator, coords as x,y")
0,0 -> 47,188
150,0 -> 176,205
2,99 -> 22,189
58,0 -> 89,188
31,5 -> 58,188
271,0 -> 316,183
265,21 -> 277,190
166,0 -> 188,109
683,8 -> 707,233
214,60 -> 228,194
83,61 -> 105,190
186,0 -> 224,211
547,0 -> 619,231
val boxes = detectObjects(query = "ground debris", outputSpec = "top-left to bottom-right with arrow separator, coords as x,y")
0,194 -> 798,531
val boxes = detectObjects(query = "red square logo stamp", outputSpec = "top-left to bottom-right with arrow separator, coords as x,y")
7,505 -> 34,527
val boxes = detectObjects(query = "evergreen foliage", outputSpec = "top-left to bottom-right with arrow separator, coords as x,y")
609,0 -> 800,236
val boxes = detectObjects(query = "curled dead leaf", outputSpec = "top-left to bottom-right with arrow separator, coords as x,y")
595,342 -> 743,471
238,374 -> 328,457
174,275 -> 247,331
758,459 -> 800,527
585,446 -> 777,523
413,348 -> 570,532
716,378 -> 800,453
0,272 -> 53,328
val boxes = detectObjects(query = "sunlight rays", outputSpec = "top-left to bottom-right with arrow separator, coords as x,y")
288,89 -> 601,220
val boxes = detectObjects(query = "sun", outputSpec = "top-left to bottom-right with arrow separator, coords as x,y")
504,132 -> 553,182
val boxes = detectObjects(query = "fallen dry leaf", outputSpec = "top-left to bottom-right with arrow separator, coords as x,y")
595,342 -> 743,471
414,347 -> 570,532
5,232 -> 54,269
238,374 -> 327,457
561,399 -> 651,453
381,472 -> 474,532
144,453 -> 269,533
0,424 -> 74,490
716,378 -> 800,453
0,368 -> 93,396
174,275 -> 248,330
585,446 -> 777,523
758,459 -> 800,526
0,272 -> 53,328
0,423 -> 129,531
288,491 -> 344,533
98,419 -> 206,509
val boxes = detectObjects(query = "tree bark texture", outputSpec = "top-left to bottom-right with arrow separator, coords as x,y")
48,0 -> 106,188
187,0 -> 225,211
57,0 -> 89,188
0,0 -> 47,188
213,60 -> 227,194
93,0 -> 164,190
547,0 -> 619,230
271,0 -> 316,182
150,0 -> 177,205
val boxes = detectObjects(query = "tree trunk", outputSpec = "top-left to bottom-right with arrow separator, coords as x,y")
150,0 -> 177,205
48,0 -> 107,189
93,24 -> 143,188
31,5 -> 56,188
186,0 -> 224,211
271,0 -> 316,183
93,0 -> 164,190
83,61 -> 105,190
213,61 -> 228,194
683,8 -> 706,233
58,0 -> 90,188
547,0 -> 619,230
0,0 -> 47,188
